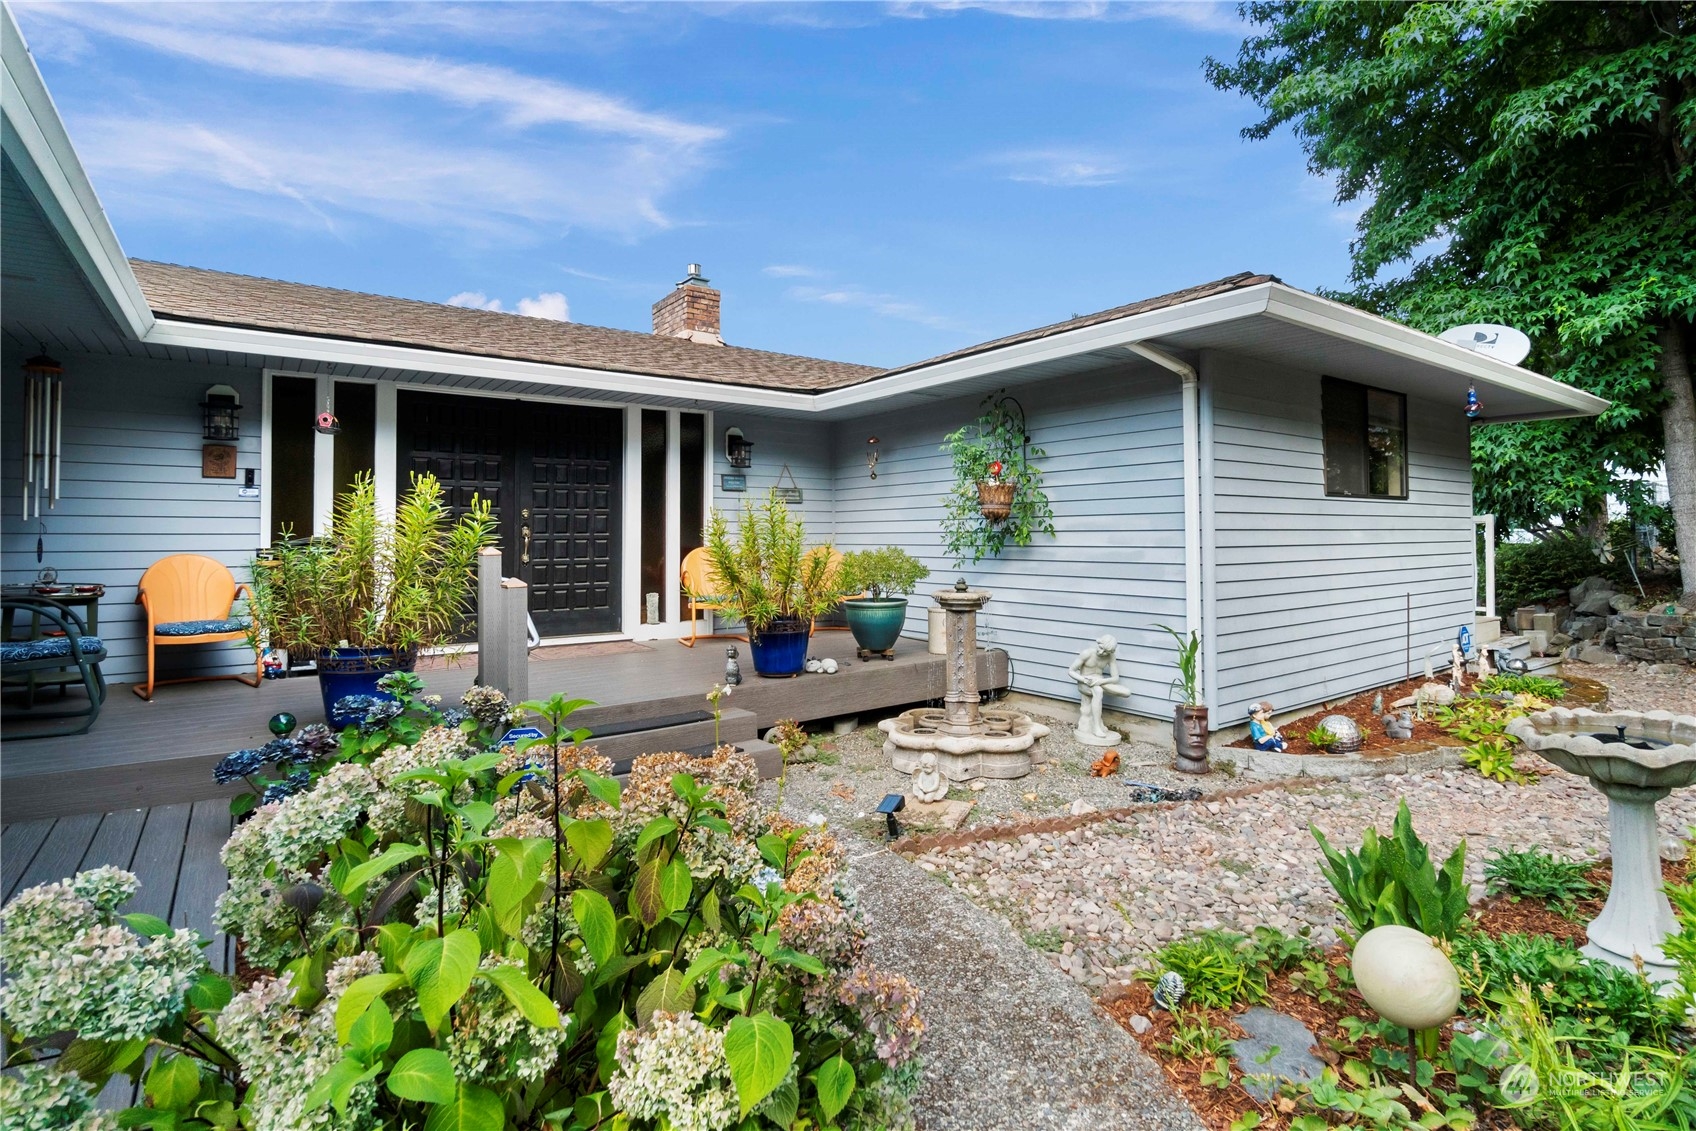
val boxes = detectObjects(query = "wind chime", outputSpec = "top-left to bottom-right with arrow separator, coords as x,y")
21,351 -> 63,520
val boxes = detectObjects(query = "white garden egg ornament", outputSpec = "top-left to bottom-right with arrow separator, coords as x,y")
1350,924 -> 1460,1031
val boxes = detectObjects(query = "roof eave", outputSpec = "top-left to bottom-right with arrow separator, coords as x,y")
1,6 -> 154,341
1261,285 -> 1610,422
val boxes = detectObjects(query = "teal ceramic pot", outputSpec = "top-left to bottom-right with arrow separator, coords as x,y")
843,598 -> 908,653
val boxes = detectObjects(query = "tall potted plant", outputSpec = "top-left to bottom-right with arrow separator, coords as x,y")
1157,624 -> 1209,774
704,491 -> 838,677
940,392 -> 1056,565
838,546 -> 930,656
247,472 -> 495,726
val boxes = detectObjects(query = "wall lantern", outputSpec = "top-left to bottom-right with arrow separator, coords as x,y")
865,436 -> 880,480
724,427 -> 753,468
201,384 -> 242,441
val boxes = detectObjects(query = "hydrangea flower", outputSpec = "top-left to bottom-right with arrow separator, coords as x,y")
219,954 -> 385,1131
0,869 -> 206,1043
609,1012 -> 742,1131
261,768 -> 313,804
0,1062 -> 109,1131
262,763 -> 379,871
291,722 -> 338,759
213,747 -> 269,784
838,966 -> 925,1068
462,684 -> 516,730
447,958 -> 569,1084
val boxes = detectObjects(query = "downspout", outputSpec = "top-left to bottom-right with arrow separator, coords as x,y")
1125,341 -> 1204,672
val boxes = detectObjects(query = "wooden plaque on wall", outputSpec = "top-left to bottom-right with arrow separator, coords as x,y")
202,443 -> 237,479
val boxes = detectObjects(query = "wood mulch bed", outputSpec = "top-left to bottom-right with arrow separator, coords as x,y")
1225,674 -> 1610,757
1102,855 -> 1688,1131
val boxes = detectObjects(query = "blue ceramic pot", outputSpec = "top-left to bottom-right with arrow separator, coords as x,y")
747,619 -> 810,677
843,598 -> 908,653
316,647 -> 418,728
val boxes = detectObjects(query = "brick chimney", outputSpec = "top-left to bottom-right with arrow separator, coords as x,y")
652,264 -> 723,345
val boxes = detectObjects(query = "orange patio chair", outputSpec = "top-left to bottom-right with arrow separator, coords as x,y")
679,546 -> 747,648
133,554 -> 262,700
812,547 -> 864,633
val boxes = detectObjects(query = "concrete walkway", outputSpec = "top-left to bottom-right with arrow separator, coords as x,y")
844,844 -> 1204,1131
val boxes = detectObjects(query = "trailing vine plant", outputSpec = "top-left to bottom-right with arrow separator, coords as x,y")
939,392 -> 1056,565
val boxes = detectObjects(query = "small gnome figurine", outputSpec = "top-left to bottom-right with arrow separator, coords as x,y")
1248,701 -> 1287,752
724,646 -> 742,687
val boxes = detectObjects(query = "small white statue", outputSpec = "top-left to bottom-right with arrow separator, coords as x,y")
909,752 -> 948,803
1068,634 -> 1131,746
1475,647 -> 1494,680
1450,642 -> 1466,692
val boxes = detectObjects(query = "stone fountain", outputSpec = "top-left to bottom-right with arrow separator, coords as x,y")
880,583 -> 1048,780
1507,707 -> 1696,983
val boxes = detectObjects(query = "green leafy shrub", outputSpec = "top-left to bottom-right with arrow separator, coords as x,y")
1483,848 -> 1599,917
1462,738 -> 1533,785
1136,927 -> 1313,1011
1304,725 -> 1338,751
1476,674 -> 1566,701
1450,931 -> 1667,1051
4,695 -> 924,1131
1665,849 -> 1696,1023
1492,535 -> 1621,612
1311,800 -> 1469,939
838,547 -> 930,600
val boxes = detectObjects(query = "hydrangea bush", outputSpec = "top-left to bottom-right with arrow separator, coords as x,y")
2,691 -> 923,1131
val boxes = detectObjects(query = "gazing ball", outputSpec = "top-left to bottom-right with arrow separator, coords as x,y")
1319,714 -> 1363,754
1351,925 -> 1460,1031
268,712 -> 298,737
822,658 -> 839,674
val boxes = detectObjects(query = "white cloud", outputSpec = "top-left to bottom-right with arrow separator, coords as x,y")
887,0 -> 1243,32
986,147 -> 1129,187
762,264 -> 824,278
787,284 -> 960,331
32,6 -> 722,147
446,290 -> 571,321
515,292 -> 571,321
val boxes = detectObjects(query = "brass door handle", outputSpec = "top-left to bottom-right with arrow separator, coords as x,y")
521,525 -> 531,564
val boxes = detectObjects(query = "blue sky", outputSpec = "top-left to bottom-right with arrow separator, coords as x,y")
15,1 -> 1357,367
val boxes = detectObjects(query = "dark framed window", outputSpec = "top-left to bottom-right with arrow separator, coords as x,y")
1321,376 -> 1407,499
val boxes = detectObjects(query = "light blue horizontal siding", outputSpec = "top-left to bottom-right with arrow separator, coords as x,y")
1204,350 -> 1475,724
711,414 -> 836,539
829,364 -> 1188,715
1,349 -> 263,683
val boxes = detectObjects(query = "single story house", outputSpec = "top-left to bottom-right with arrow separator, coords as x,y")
1,12 -> 1606,730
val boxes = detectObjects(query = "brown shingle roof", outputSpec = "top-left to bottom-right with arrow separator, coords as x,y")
130,260 -> 882,392
877,271 -> 1279,377
131,261 -> 1279,393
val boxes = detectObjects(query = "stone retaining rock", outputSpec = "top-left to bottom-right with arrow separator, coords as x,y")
1603,611 -> 1696,665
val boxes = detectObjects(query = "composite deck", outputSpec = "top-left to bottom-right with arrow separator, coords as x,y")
2,632 -> 1008,820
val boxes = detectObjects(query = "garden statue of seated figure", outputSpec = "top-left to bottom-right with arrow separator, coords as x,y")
1068,634 -> 1130,746
1248,701 -> 1287,751
909,751 -> 948,802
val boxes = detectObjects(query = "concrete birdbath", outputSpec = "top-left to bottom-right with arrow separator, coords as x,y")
1507,707 -> 1696,984
881,584 -> 1048,781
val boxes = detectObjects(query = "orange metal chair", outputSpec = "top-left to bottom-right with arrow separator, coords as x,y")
812,548 -> 864,633
133,554 -> 262,700
679,546 -> 747,648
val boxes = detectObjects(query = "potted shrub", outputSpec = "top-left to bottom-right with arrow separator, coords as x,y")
838,546 -> 931,655
247,472 -> 494,726
940,392 -> 1056,565
1157,624 -> 1209,774
704,490 -> 839,677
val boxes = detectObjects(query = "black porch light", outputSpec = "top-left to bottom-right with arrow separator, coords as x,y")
201,384 -> 242,441
725,427 -> 753,468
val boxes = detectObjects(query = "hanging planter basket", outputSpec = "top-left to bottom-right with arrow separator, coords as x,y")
977,481 -> 1015,522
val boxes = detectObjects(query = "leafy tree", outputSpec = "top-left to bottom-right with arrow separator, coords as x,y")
1207,1 -> 1696,585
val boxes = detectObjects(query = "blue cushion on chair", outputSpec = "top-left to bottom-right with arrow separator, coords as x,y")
155,618 -> 250,636
2,636 -> 106,663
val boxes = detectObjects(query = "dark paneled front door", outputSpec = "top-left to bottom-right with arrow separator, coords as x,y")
518,403 -> 622,635
397,392 -> 622,637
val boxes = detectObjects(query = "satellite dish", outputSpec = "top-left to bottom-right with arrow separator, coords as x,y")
1439,323 -> 1531,366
